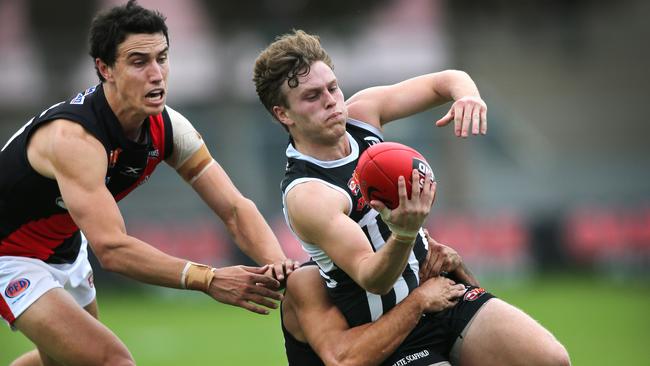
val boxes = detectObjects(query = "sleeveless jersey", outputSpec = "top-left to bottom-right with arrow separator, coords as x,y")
280,119 -> 429,328
0,84 -> 173,264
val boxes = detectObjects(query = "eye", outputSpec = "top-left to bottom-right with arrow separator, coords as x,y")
132,59 -> 145,67
329,84 -> 338,92
157,54 -> 168,63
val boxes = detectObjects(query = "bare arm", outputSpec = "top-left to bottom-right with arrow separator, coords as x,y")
284,266 -> 466,366
32,120 -> 281,313
40,120 -> 187,287
347,70 -> 487,137
178,145 -> 297,281
285,172 -> 434,294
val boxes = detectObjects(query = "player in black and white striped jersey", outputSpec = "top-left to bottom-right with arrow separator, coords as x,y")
253,30 -> 571,366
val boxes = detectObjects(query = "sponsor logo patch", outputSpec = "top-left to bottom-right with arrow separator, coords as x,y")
463,287 -> 486,301
5,278 -> 30,298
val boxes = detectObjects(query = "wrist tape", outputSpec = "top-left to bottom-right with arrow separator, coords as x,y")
392,232 -> 418,244
181,262 -> 215,292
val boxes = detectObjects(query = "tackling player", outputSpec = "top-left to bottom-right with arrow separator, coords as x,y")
0,2 -> 297,365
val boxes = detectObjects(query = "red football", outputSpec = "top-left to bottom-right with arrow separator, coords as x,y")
354,142 -> 435,209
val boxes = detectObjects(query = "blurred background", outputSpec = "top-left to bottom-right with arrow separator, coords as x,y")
1,0 -> 649,364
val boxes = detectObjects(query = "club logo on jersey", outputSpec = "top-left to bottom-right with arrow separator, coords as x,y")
5,278 -> 30,298
463,287 -> 486,301
348,175 -> 367,211
55,196 -> 67,210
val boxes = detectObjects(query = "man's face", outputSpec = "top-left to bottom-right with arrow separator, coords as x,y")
107,32 -> 169,117
277,61 -> 347,144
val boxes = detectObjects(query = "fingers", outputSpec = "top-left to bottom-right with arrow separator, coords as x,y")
453,103 -> 464,137
248,272 -> 281,291
472,105 -> 481,135
451,284 -> 467,298
238,300 -> 274,315
369,200 -> 390,223
461,103 -> 473,138
480,105 -> 488,135
272,262 -> 286,282
435,110 -> 454,127
442,97 -> 487,138
410,169 -> 421,198
397,175 -> 408,205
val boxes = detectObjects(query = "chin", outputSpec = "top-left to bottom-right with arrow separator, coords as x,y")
144,104 -> 165,116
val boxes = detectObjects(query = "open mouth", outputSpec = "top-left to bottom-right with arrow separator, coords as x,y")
145,88 -> 165,102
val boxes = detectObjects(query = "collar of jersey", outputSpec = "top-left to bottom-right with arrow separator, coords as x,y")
286,131 -> 359,168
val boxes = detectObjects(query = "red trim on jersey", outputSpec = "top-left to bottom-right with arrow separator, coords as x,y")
114,114 -> 166,202
0,295 -> 16,325
0,213 -> 78,261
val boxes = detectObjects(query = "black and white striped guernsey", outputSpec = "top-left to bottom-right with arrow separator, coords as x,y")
280,119 -> 429,328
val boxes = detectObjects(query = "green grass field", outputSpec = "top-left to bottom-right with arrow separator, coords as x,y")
2,274 -> 649,365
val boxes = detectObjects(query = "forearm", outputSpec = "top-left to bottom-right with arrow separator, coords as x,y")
327,291 -> 425,366
225,198 -> 286,265
92,234 -> 188,288
357,234 -> 415,294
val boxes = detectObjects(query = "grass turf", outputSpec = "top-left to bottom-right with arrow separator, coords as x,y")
1,274 -> 648,365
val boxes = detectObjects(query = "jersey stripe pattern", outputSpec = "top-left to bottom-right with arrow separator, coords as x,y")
280,119 -> 429,328
0,84 -> 173,264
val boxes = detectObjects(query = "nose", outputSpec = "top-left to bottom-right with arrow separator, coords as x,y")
147,62 -> 164,83
324,89 -> 336,108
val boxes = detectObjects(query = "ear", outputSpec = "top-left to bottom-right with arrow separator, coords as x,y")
95,58 -> 113,82
273,105 -> 293,129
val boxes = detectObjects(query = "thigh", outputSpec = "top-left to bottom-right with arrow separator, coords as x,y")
14,288 -> 132,366
458,298 -> 569,366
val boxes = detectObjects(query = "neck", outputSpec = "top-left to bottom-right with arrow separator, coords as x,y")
293,134 -> 350,161
103,83 -> 146,141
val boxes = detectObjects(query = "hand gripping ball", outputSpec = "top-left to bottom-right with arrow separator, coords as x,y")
353,142 -> 435,209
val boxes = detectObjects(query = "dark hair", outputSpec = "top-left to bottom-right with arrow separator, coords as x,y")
253,30 -> 333,128
89,0 -> 168,82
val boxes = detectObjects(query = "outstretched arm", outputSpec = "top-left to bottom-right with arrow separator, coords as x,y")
284,266 -> 466,366
346,69 -> 487,137
35,119 -> 281,314
164,106 -> 298,282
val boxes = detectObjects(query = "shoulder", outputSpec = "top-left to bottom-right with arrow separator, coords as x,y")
345,86 -> 390,128
165,105 -> 194,128
285,180 -> 348,213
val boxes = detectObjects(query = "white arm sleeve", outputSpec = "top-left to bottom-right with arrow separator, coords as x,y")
165,105 -> 205,169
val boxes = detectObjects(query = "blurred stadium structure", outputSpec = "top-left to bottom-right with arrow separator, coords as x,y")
1,0 -> 648,285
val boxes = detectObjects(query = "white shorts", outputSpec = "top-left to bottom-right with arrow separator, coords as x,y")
0,235 -> 95,328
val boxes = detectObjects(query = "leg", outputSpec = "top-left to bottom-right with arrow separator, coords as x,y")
13,289 -> 134,366
10,299 -> 102,366
458,299 -> 570,366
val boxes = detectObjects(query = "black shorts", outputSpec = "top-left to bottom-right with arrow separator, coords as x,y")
381,286 -> 495,366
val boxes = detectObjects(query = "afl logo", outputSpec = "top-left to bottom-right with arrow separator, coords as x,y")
5,278 -> 30,298
463,287 -> 486,302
